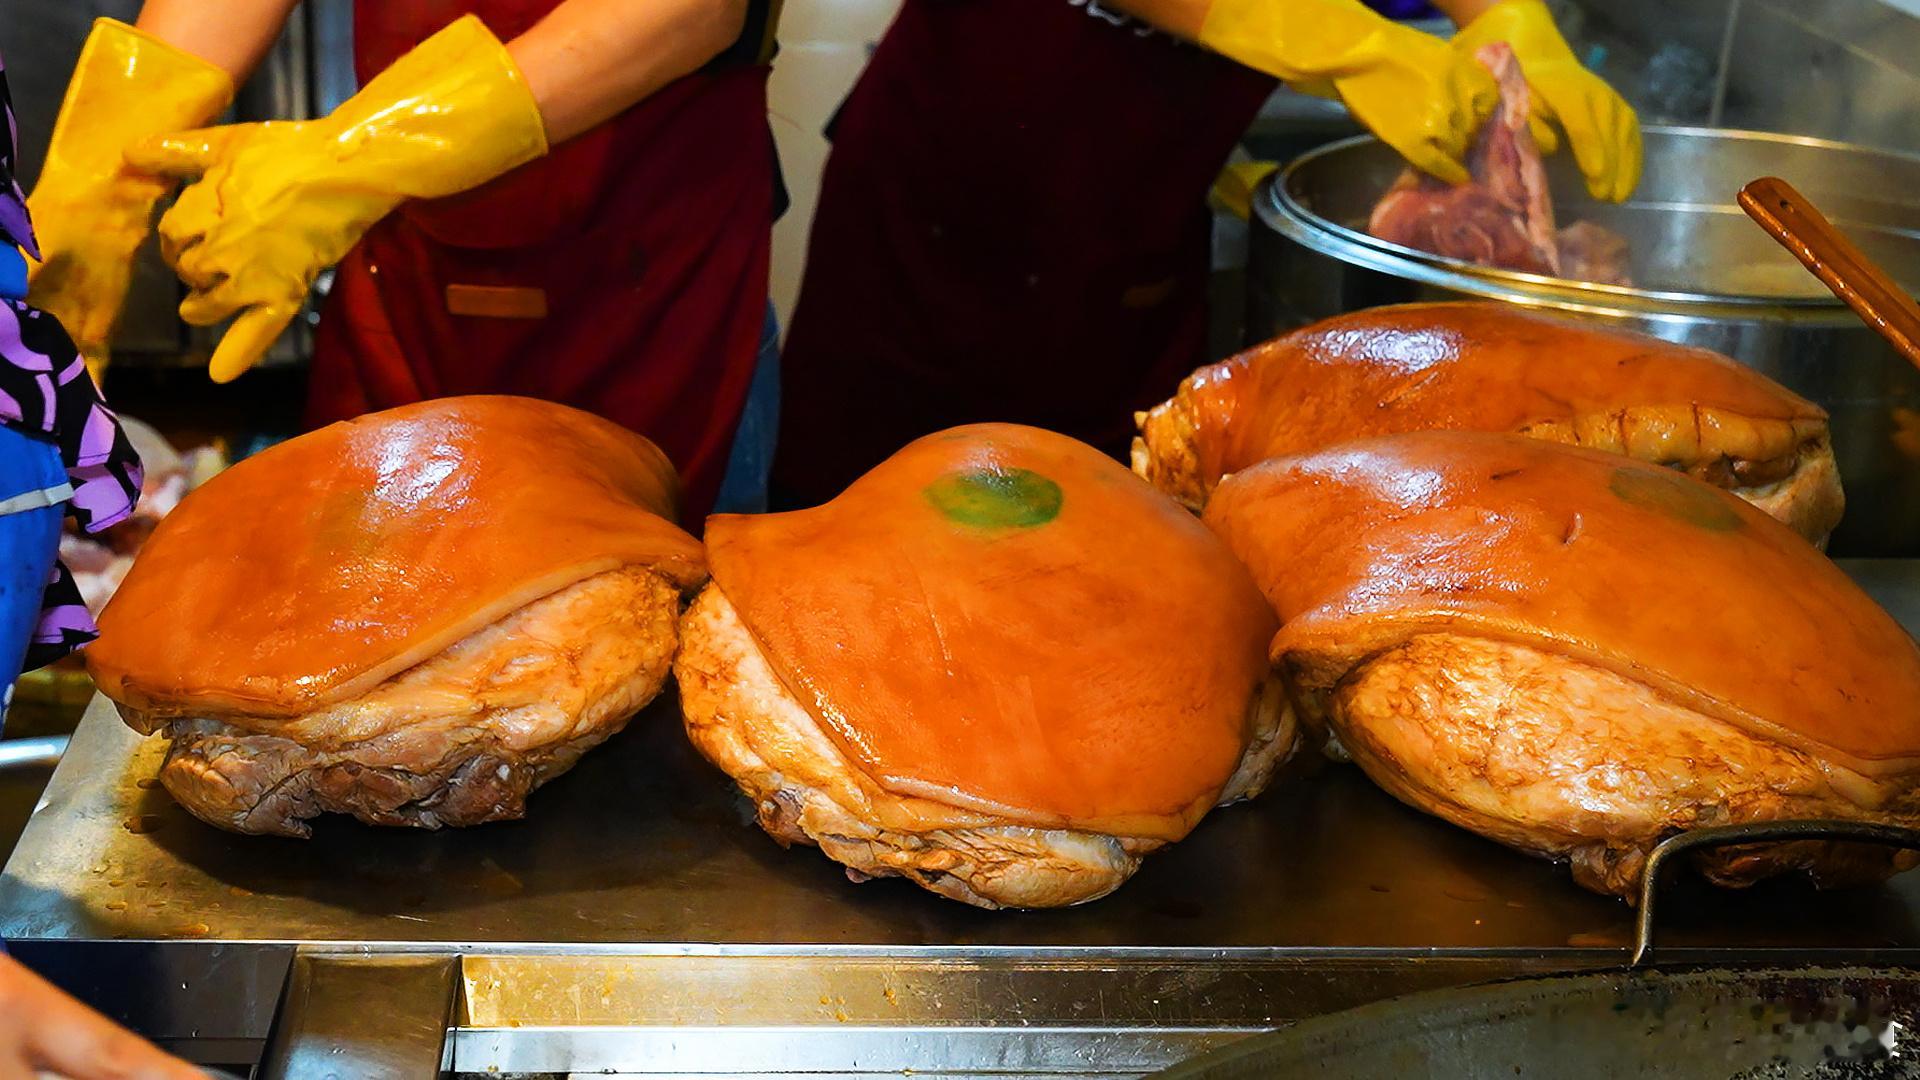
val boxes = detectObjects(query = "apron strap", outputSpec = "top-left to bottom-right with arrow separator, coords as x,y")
0,482 -> 74,516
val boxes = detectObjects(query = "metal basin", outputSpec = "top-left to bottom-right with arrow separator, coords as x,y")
1156,966 -> 1920,1078
1249,126 -> 1920,556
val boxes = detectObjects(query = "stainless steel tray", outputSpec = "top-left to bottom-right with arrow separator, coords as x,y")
9,559 -> 1920,1076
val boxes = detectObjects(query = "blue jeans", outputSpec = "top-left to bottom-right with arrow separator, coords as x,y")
0,425 -> 66,719
711,302 -> 781,515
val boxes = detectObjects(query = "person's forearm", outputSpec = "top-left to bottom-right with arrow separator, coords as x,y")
509,0 -> 750,145
135,0 -> 303,82
1429,0 -> 1500,26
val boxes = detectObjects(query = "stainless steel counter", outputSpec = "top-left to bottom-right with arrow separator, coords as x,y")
7,560 -> 1920,1076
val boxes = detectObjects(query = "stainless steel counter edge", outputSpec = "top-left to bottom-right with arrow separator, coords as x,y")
7,943 -> 1638,1071
13,940 -> 1915,1050
24,938 -> 1920,959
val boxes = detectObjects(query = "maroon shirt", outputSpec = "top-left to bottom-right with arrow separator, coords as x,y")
773,0 -> 1278,505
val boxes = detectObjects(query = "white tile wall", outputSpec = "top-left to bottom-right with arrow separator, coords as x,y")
768,0 -> 905,334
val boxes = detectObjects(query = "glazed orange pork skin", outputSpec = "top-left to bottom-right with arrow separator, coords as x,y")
88,397 -> 708,837
1135,303 -> 1843,544
1203,430 -> 1920,898
677,424 -> 1292,908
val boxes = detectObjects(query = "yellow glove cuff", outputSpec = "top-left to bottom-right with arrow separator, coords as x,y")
1197,0 -> 1408,85
117,15 -> 552,384
1211,161 -> 1280,221
327,14 -> 550,201
1451,0 -> 1575,65
1200,0 -> 1495,185
43,19 -> 234,181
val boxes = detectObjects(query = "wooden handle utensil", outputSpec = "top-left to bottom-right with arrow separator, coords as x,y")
1739,176 -> 1920,373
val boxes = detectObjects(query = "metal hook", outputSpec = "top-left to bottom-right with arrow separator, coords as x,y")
1631,819 -> 1920,968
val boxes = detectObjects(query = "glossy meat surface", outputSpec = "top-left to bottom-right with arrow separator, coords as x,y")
1133,303 -> 1841,541
686,588 -> 1126,907
89,396 -> 707,717
1202,431 -> 1920,775
119,566 -> 681,837
1333,632 -> 1920,897
705,424 -> 1280,842
677,584 -> 1293,907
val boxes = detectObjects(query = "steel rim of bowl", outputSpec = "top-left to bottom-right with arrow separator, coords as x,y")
1150,965 -> 1920,1078
1262,125 -> 1920,314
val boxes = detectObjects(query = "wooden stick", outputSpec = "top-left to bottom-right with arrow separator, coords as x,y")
1739,176 -> 1920,374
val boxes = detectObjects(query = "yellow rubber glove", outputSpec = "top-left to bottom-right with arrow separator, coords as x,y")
25,20 -> 234,372
1198,0 -> 1500,185
125,15 -> 549,383
1211,161 -> 1281,220
1451,0 -> 1642,201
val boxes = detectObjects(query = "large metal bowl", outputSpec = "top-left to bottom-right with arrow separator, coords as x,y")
1157,966 -> 1920,1079
1249,126 -> 1920,556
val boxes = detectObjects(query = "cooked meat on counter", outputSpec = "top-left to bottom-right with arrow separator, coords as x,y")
1133,303 -> 1843,544
1368,43 -> 1632,285
1203,430 -> 1920,899
86,397 -> 707,837
677,424 -> 1290,908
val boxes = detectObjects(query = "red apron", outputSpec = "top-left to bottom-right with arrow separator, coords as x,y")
307,0 -> 775,520
772,0 -> 1277,505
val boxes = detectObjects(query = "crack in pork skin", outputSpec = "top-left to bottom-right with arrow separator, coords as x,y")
113,567 -> 682,837
1313,632 -> 1920,899
675,584 -> 1295,909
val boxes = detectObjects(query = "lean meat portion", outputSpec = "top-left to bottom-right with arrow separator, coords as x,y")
1368,43 -> 1632,286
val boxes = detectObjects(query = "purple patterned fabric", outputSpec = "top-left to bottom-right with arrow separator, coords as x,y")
1,299 -> 144,668
0,46 -> 135,668
0,304 -> 141,525
27,564 -> 97,670
0,55 -> 38,260
0,48 -> 144,666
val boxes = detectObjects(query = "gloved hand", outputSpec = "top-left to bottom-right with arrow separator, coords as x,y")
1198,0 -> 1500,185
1451,0 -> 1642,201
25,19 -> 234,371
125,15 -> 548,384
1211,160 -> 1281,220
